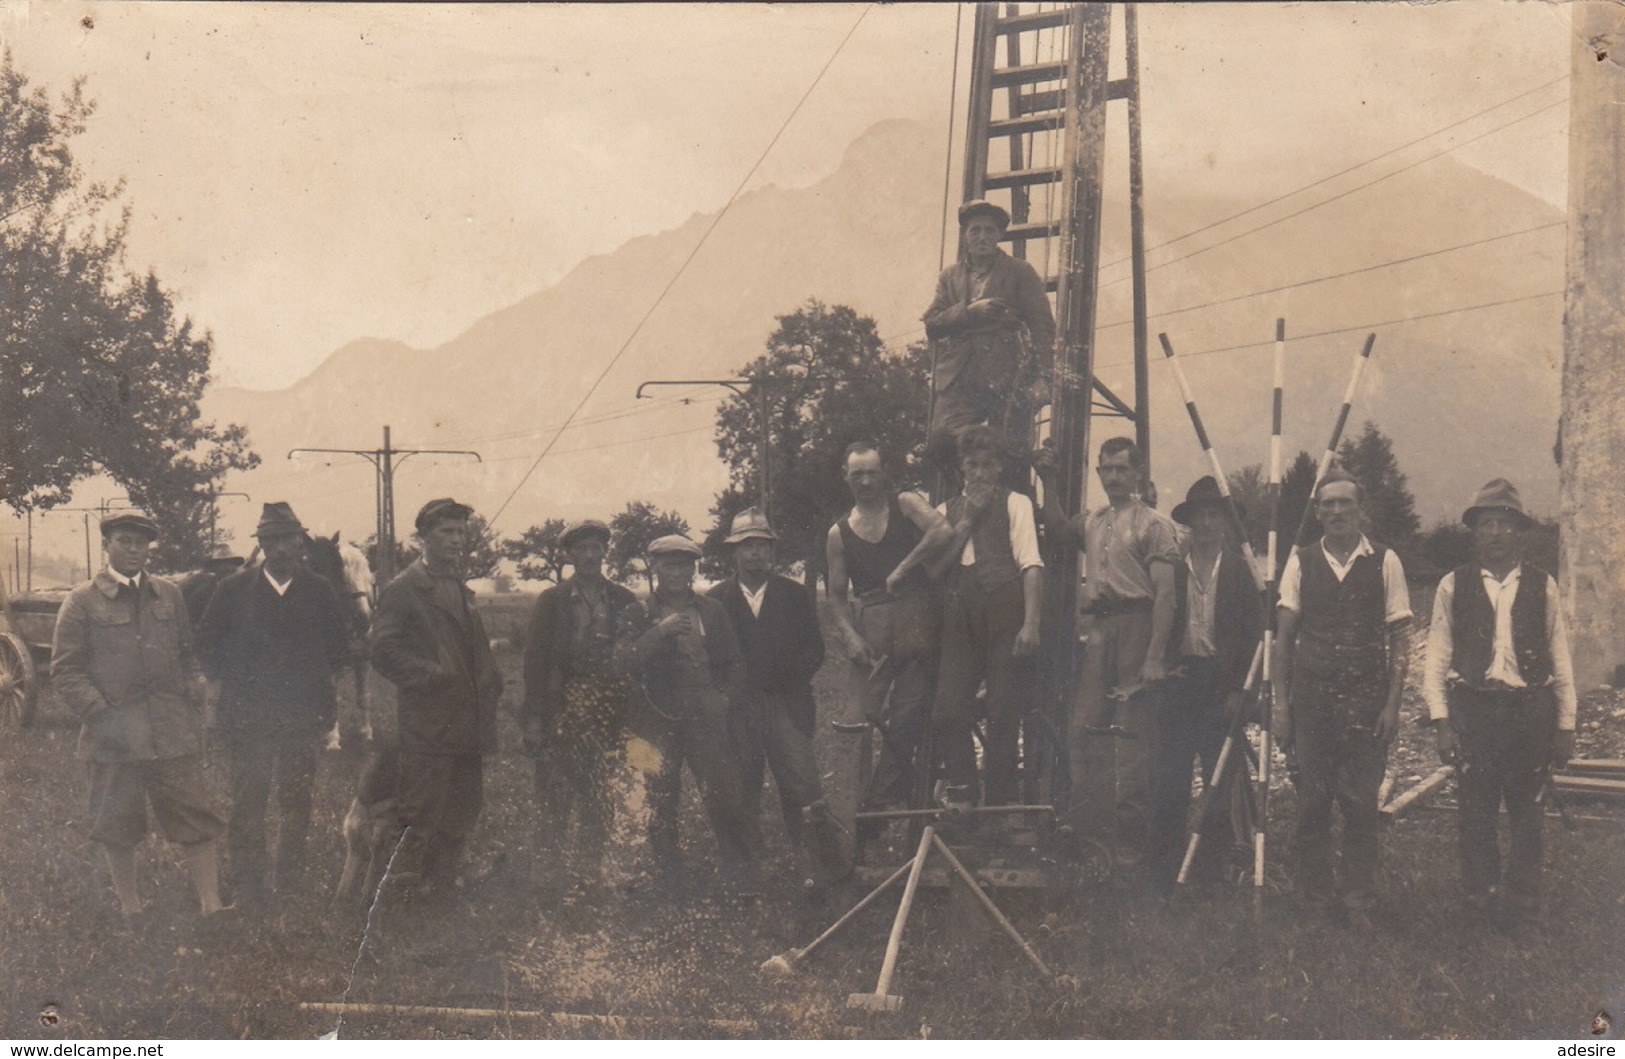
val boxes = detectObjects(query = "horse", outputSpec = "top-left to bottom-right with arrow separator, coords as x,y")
304,532 -> 377,750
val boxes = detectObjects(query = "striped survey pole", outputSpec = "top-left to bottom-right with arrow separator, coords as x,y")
1255,318 -> 1287,907
1292,333 -> 1378,547
1157,332 -> 1266,593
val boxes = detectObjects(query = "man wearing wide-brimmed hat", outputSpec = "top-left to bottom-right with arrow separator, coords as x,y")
1422,479 -> 1576,940
709,508 -> 849,886
520,518 -> 639,901
617,533 -> 762,896
196,502 -> 351,905
922,199 -> 1057,463
1147,477 -> 1264,895
51,511 -> 229,920
371,497 -> 504,899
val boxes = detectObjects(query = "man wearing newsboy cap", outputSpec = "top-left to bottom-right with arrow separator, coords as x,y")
1422,479 -> 1576,941
51,511 -> 229,920
371,498 -> 504,899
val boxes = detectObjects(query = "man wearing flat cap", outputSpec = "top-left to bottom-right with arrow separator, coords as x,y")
709,508 -> 848,886
521,518 -> 638,900
1148,477 -> 1263,895
617,533 -> 763,896
1422,479 -> 1576,940
51,512 -> 228,919
197,502 -> 351,904
922,198 -> 1057,464
371,498 -> 504,898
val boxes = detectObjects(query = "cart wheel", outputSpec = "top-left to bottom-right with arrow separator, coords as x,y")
0,631 -> 38,728
1071,835 -> 1114,888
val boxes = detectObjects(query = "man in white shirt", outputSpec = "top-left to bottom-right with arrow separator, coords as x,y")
1273,468 -> 1412,930
932,425 -> 1044,808
1421,479 -> 1576,939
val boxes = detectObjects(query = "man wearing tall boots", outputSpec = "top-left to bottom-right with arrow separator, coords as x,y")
198,502 -> 350,905
1423,479 -> 1576,941
1273,468 -> 1412,931
371,498 -> 505,899
51,512 -> 228,921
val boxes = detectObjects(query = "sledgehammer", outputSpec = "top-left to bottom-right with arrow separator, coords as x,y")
759,858 -> 914,977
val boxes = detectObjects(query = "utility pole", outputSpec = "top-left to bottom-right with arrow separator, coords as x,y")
1561,1 -> 1625,689
56,503 -> 133,579
203,490 -> 250,552
289,425 -> 482,584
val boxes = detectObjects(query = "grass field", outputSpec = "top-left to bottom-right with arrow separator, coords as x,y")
1,592 -> 1622,1040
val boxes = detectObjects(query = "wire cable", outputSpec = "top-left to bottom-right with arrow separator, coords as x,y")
487,4 -> 874,529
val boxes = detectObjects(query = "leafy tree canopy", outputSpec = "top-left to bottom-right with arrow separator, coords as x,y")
608,501 -> 689,589
502,518 -> 569,584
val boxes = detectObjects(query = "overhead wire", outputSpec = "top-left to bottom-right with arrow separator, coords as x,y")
486,3 -> 875,530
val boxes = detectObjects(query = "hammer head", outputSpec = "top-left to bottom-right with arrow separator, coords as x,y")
760,952 -> 800,976
846,993 -> 904,1013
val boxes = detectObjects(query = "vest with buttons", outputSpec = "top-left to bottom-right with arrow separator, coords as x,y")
1448,562 -> 1551,688
1295,541 -> 1389,680
945,490 -> 1022,591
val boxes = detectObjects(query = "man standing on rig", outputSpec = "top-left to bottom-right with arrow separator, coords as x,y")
1422,479 -> 1576,941
922,199 -> 1056,466
1273,468 -> 1412,931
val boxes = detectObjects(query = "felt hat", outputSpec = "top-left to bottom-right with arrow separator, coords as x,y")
1171,476 -> 1242,527
255,501 -> 306,538
647,534 -> 702,559
958,198 -> 1011,230
99,512 -> 159,541
414,497 -> 473,532
1462,478 -> 1534,529
560,519 -> 611,549
206,543 -> 246,567
724,507 -> 778,545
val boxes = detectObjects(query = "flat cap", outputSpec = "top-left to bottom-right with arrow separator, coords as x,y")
958,198 -> 1011,230
415,497 -> 474,532
100,512 -> 159,540
647,534 -> 702,559
560,519 -> 611,549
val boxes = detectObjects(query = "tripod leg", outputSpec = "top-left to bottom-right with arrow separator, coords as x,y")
762,857 -> 913,975
848,825 -> 935,1013
930,834 -> 1052,978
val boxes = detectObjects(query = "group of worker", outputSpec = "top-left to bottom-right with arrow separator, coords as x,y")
46,197 -> 1577,946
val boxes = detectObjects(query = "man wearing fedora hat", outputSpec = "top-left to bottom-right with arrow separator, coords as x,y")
1148,477 -> 1264,895
521,518 -> 639,899
618,533 -> 763,895
1273,467 -> 1413,930
371,498 -> 505,898
52,512 -> 228,919
709,508 -> 848,885
1422,479 -> 1576,939
196,502 -> 351,904
922,198 -> 1057,462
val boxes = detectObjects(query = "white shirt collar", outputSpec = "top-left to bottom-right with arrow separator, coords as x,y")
264,568 -> 293,596
1480,565 -> 1520,586
105,567 -> 142,589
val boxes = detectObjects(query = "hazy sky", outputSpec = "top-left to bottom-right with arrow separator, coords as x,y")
0,1 -> 1570,391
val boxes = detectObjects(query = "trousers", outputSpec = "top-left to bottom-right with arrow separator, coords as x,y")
394,750 -> 484,888
641,685 -> 763,882
933,574 -> 1032,805
1068,608 -> 1158,856
1149,656 -> 1237,889
848,589 -> 940,809
227,724 -> 320,892
1290,671 -> 1386,909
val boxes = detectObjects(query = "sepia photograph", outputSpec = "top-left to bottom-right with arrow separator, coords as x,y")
1,0 -> 1622,1042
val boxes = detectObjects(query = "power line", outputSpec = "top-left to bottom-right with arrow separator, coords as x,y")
1097,74 -> 1568,280
487,3 -> 874,529
1096,289 -> 1562,368
1094,221 -> 1565,330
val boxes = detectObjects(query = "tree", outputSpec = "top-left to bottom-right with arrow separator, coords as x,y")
1226,449 -> 1319,574
1337,421 -> 1420,549
0,55 -> 259,568
710,300 -> 930,579
607,501 -> 689,589
463,513 -> 503,581
502,518 -> 569,584
362,533 -> 419,576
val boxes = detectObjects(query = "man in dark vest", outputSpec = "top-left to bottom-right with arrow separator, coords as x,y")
922,199 -> 1057,465
1273,468 -> 1412,930
617,533 -> 762,896
521,518 -> 638,900
933,425 -> 1043,809
826,442 -> 954,816
371,498 -> 505,899
197,502 -> 350,903
709,508 -> 848,885
1149,477 -> 1264,895
1422,479 -> 1576,940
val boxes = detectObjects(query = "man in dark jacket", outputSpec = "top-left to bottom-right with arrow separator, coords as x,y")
1149,477 -> 1264,895
617,534 -> 762,895
521,518 -> 638,896
371,498 -> 505,897
197,502 -> 350,902
709,508 -> 848,885
51,512 -> 227,919
922,199 -> 1057,463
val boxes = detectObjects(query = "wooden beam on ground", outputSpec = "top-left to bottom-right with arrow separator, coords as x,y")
1380,766 -> 1453,820
1553,773 -> 1625,799
1561,758 -> 1625,777
298,1002 -> 757,1034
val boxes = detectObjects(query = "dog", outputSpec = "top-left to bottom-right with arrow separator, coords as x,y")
334,741 -> 400,903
